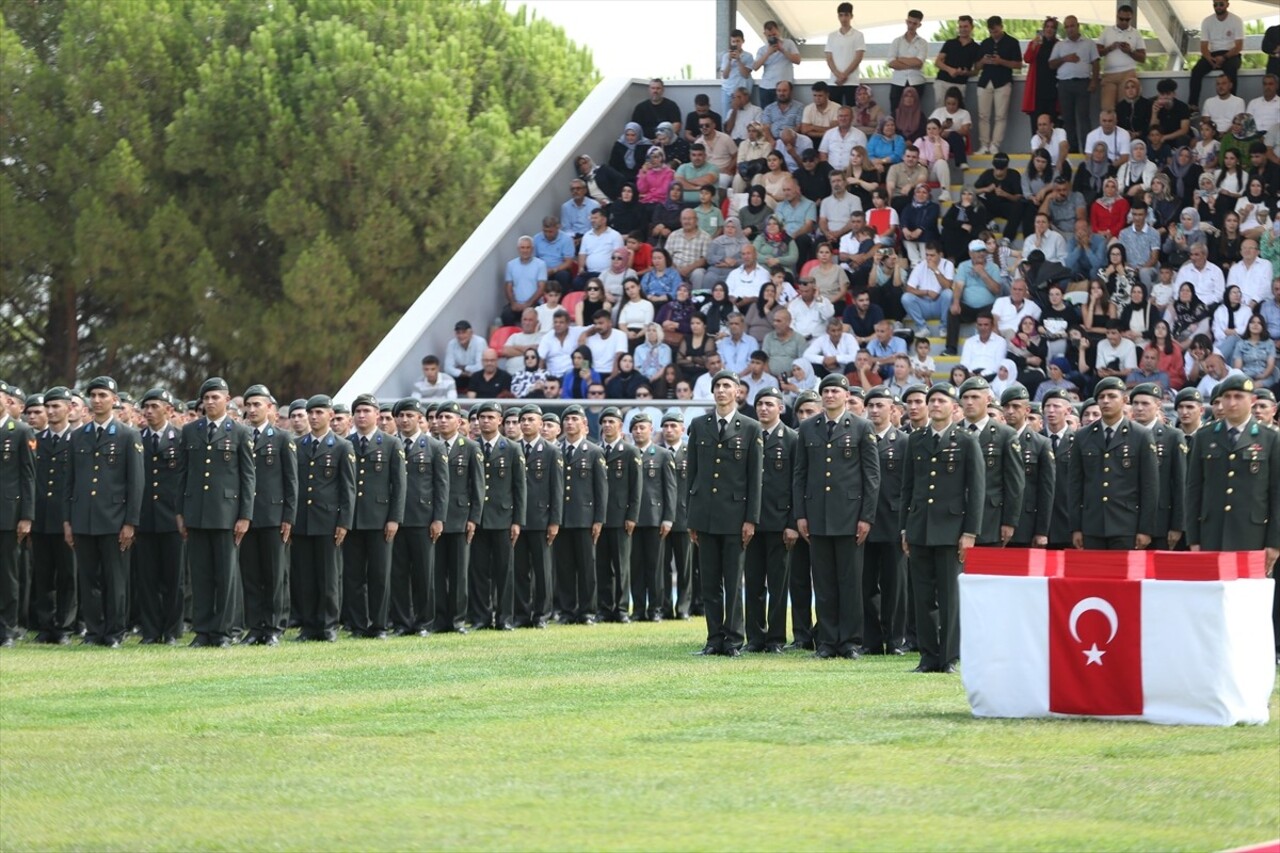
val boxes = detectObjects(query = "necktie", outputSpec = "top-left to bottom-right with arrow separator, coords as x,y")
96,426 -> 104,441
253,427 -> 261,442
969,423 -> 979,433
360,435 -> 369,454
524,442 -> 532,459
208,422 -> 217,445
1051,433 -> 1060,452
932,431 -> 941,450
484,441 -> 492,459
51,433 -> 59,448
566,444 -> 574,464
1227,426 -> 1240,444
718,418 -> 727,440
1105,426 -> 1114,444
826,419 -> 835,441
151,432 -> 159,454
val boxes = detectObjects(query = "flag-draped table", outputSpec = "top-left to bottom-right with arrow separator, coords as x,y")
959,549 -> 1275,726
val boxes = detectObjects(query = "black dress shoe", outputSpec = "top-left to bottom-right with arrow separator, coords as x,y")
499,623 -> 514,631
887,646 -> 907,656
839,648 -> 861,660
161,636 -> 178,645
676,613 -> 690,621
104,639 -> 122,648
534,620 -> 548,630
53,634 -> 71,645
0,637 -> 14,648
857,645 -> 883,656
188,636 -> 209,648
722,647 -> 742,658
691,646 -> 720,656
212,637 -> 232,648
239,635 -> 260,646
454,626 -> 469,635
261,635 -> 279,647
911,663 -> 934,673
941,663 -> 958,674
616,614 -> 631,624
764,643 -> 786,654
814,648 -> 837,659
579,616 -> 596,626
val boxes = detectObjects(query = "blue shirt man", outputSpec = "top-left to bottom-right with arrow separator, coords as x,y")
560,180 -> 600,236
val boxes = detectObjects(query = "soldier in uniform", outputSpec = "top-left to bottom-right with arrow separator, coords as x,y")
389,399 -> 448,637
556,404 -> 607,625
686,371 -> 763,657
1068,376 -> 1159,550
176,378 -> 255,648
900,382 -> 984,674
1174,388 -> 1205,440
513,404 -> 562,629
659,412 -> 692,621
378,403 -> 397,437
957,377 -> 1024,547
794,374 -> 880,660
1128,383 -> 1186,551
434,401 -> 483,633
63,376 -> 144,647
30,386 -> 76,644
1041,389 -> 1078,549
787,390 -> 822,651
134,389 -> 185,644
1252,389 -> 1276,428
288,400 -> 309,439
744,388 -> 797,653
540,412 -> 562,445
629,413 -> 675,623
862,387 -> 908,656
596,407 -> 641,623
469,403 -> 526,631
331,403 -> 352,438
0,380 -> 36,646
1001,385 -> 1054,548
292,396 -> 355,641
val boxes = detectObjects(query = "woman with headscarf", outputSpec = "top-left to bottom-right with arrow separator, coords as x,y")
1161,207 -> 1207,266
1072,142 -> 1115,207
1148,173 -> 1182,233
653,121 -> 689,168
657,281 -> 697,347
893,85 -> 925,146
609,122 -> 650,182
1115,76 -> 1151,136
634,322 -> 673,382
941,188 -> 990,263
1090,177 -> 1130,240
1033,356 -> 1079,402
1167,282 -> 1212,345
604,352 -> 645,399
636,146 -> 675,206
649,182 -> 686,244
899,183 -> 941,268
1116,140 -> 1157,198
1022,16 -> 1060,134
1164,146 -> 1202,208
1219,113 -> 1261,164
737,185 -> 771,242
989,358 -> 1020,399
780,357 -> 818,406
867,116 -> 905,172
754,215 -> 798,274
1119,281 -> 1161,342
575,154 -> 625,204
700,282 -> 738,337
731,121 -> 774,194
608,183 -> 647,238
1212,284 -> 1252,362
703,217 -> 750,289
851,85 -> 884,137
562,346 -> 601,399
1235,177 -> 1272,240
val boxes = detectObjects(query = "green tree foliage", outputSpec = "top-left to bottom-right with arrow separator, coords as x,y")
1,0 -> 598,396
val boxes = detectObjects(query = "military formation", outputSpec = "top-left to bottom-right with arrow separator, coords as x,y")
0,370 -> 1276,668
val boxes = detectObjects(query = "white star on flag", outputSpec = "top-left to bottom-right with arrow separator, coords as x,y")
1082,643 -> 1106,666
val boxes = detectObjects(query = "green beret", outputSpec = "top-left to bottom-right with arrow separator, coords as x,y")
629,412 -> 652,426
1128,382 -> 1163,401
351,394 -> 379,412
754,387 -> 784,403
1254,388 -> 1276,404
794,390 -> 821,408
305,394 -> 333,411
599,406 -> 623,423
422,403 -> 439,416
436,401 -> 462,416
24,393 -> 44,410
288,398 -> 308,415
901,383 -> 928,401
1028,402 -> 1042,415
242,384 -> 275,404
818,373 -> 849,391
518,403 -> 544,417
660,409 -> 684,425
864,387 -> 897,403
562,404 -> 585,419
1080,398 -> 1097,410
927,382 -> 959,401
86,376 -> 118,394
198,377 -> 229,397
710,369 -> 739,387
1215,374 -> 1256,396
847,385 -> 865,399
117,392 -> 134,405
379,403 -> 394,413
503,408 -> 521,420
140,388 -> 174,406
473,401 -> 501,416
42,386 -> 72,404
0,380 -> 10,395
1093,376 -> 1126,396
958,376 -> 990,396
331,402 -> 351,415
185,400 -> 200,411
541,411 -> 561,425
392,398 -> 422,416
999,384 -> 1030,405
1040,389 -> 1072,405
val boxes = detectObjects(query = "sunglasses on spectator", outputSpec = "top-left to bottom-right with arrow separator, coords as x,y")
612,254 -> 625,260
587,286 -> 601,292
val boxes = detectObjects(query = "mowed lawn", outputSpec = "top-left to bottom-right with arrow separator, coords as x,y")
1,621 -> 1276,852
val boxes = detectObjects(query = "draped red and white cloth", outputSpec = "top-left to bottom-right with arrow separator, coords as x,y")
960,549 -> 1275,726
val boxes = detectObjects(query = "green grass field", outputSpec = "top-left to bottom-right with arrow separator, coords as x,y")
1,621 -> 1277,852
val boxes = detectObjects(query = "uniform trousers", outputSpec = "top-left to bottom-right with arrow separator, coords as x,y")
1082,534 -> 1135,550
469,527 -> 514,629
862,539 -> 906,652
513,528 -> 551,627
187,528 -> 239,643
342,529 -> 393,635
697,532 -> 746,652
788,537 -> 815,648
133,531 -> 185,641
434,532 -> 470,632
629,527 -> 664,620
292,533 -> 341,640
809,534 -> 864,655
743,530 -> 790,648
661,531 -> 692,618
389,527 -> 434,633
17,542 -> 31,630
74,533 -> 130,644
595,526 -> 632,621
0,531 -> 20,640
240,527 -> 287,640
554,528 -> 597,622
30,533 -> 76,640
908,544 -> 961,672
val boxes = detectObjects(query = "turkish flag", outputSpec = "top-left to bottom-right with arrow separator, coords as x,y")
1049,578 -> 1143,716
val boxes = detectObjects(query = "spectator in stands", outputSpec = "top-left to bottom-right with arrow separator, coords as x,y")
685,93 -> 723,143
501,236 -> 547,327
771,126 -> 814,172
657,281 -> 698,347
1211,210 -> 1245,268
761,307 -> 805,377
538,309 -> 578,377
1049,15 -> 1100,155
1151,78 -> 1192,147
500,309 -> 545,374
1150,174 -> 1183,232
1146,125 -> 1174,169
1229,238 -> 1274,306
1119,282 -> 1160,341
934,15 -> 980,107
1212,284 -> 1251,361
902,242 -> 955,337
841,289 -> 883,346
773,180 -> 818,263
615,279 -> 655,347
960,312 -> 1008,379
805,315 -> 860,377
562,346 -> 600,399
974,15 -> 1023,155
945,240 -> 1004,355
1084,110 -> 1130,166
914,120 -> 953,203
704,217 -> 750,290
653,122 -> 689,168
1098,5 -> 1145,111
638,247 -> 679,305
444,320 -> 486,393
1072,145 -> 1115,208
865,319 -> 907,379
1202,74 -> 1245,135
649,182 -> 686,245
1149,319 -> 1188,389
817,172 -> 860,245
677,315 -> 716,382
850,85 -> 884,138
1065,218 -> 1109,283
535,216 -> 576,292
1119,202 -> 1163,287
1177,242 -> 1226,306
605,352 -> 645,399
824,2 -> 865,105
701,282 -> 736,337
561,179 -> 599,239
818,106 -> 865,173
1247,74 -> 1280,135
754,214 -> 799,275
725,243 -> 771,308
1237,177 -> 1272,240
1090,177 -> 1131,239
608,184 -> 647,240
893,85 -> 925,146
885,146 -> 928,215
1165,207 -> 1209,265
808,241 -> 849,304
571,279 -> 608,328
1189,0 -> 1245,106
886,9 -> 926,113
755,150 -> 791,208
992,279 -> 1042,339
1195,349 -> 1245,399
466,349 -> 511,399
731,122 -> 773,194
511,349 -> 551,399
800,81 -> 839,145
718,313 -> 755,374
665,208 -> 711,289
1249,143 -> 1280,198
724,87 -> 764,143
632,79 -> 682,139
927,88 -> 971,171
941,189 -> 990,262
696,117 -> 737,190
1115,77 -> 1152,137
1117,140 -> 1157,199
1233,313 -> 1277,388
752,20 -> 800,108
900,183 -> 940,268
610,123 -> 650,184
743,281 -> 780,344
579,309 -> 630,377
788,275 -> 835,340
576,155 -> 623,206
1169,283 -> 1213,345
674,144 -> 719,204
1024,212 -> 1068,264
974,152 -> 1024,239
634,322 -> 673,382
761,80 -> 803,139
574,209 -> 624,292
866,117 -> 904,173
719,31 -> 754,121
413,354 -> 458,401
651,364 -> 679,400
792,148 -> 833,205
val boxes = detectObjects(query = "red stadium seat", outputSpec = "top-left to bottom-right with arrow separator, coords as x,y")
561,290 -> 585,320
488,326 -> 519,350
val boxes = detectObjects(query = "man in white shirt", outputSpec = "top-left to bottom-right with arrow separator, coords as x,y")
825,2 -> 865,105
1246,73 -> 1280,135
886,9 -> 928,113
724,87 -> 764,142
901,243 -> 955,337
804,316 -> 860,375
575,209 -> 624,289
1023,213 -> 1068,264
1196,352 -> 1245,399
1189,0 -> 1245,105
1226,239 -> 1275,307
691,354 -> 725,400
537,310 -> 578,377
1049,16 -> 1101,154
1029,113 -> 1071,172
1177,244 -> 1226,306
799,82 -> 841,146
499,309 -> 546,374
818,172 -> 861,245
990,279 -> 1043,339
724,245 -> 771,304
697,121 -> 739,189
959,313 -> 1008,378
1083,110 -> 1132,165
578,311 -> 629,377
1094,321 -> 1138,378
788,277 -> 836,340
1201,73 -> 1246,134
1097,4 -> 1146,111
818,107 -> 866,172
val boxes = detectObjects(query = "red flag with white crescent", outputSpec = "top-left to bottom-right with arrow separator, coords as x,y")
1049,578 -> 1143,716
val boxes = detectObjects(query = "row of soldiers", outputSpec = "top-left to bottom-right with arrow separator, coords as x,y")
0,370 -> 1277,668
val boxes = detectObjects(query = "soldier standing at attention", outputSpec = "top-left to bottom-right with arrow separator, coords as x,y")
1001,385 -> 1054,548
469,402 -> 526,631
555,405 -> 607,625
957,377 -> 1024,547
687,370 -> 763,657
0,380 -> 36,646
1174,388 -> 1205,440
1040,389 -> 1077,549
1128,383 -> 1186,551
291,395 -> 355,642
389,399 -> 448,637
134,389 -> 186,645
628,413 -> 675,623
434,401 -> 483,633
63,376 -> 144,647
29,386 -> 76,644
596,407 -> 641,623
177,378 -> 255,648
861,387 -> 908,657
744,387 -> 797,654
794,373 -> 880,660
787,390 -> 822,651
900,382 -> 983,674
658,412 -> 692,621
513,404 -> 561,629
1068,376 -> 1158,550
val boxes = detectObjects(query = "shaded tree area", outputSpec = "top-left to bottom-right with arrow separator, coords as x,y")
1,0 -> 597,397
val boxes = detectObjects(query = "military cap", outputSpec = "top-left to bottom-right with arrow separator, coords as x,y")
999,384 -> 1029,405
503,408 -> 521,421
629,412 -> 652,426
467,407 -> 480,420
958,376 -> 990,396
139,388 -> 174,406
185,400 -> 200,412
818,373 -> 849,391
422,402 -> 439,416
864,387 -> 897,404
794,390 -> 821,408
380,402 -> 394,414
436,401 -> 462,416
351,393 -> 379,412
117,392 -> 134,405
173,400 -> 187,415
710,369 -> 739,387
1093,376 -> 1127,396
754,387 -> 784,403
848,385 -> 865,399
660,410 -> 683,425
198,377 -> 230,397
86,376 -> 118,394
1215,374 -> 1256,396
1080,397 -> 1098,411
1255,388 -> 1276,404
562,404 -> 586,419
24,393 -> 44,410
392,398 -> 422,416
901,383 -> 928,401
1128,382 -> 1163,401
517,403 -> 543,418
305,394 -> 333,411
43,386 -> 72,404
331,402 -> 351,415
598,406 -> 623,423
926,381 -> 959,401
472,401 -> 501,416
1029,402 -> 1042,415
242,384 -> 275,404
0,380 -> 10,396
288,398 -> 308,415
1040,388 -> 1072,405
541,411 -> 561,425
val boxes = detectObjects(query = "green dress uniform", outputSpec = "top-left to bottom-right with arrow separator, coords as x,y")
1142,419 -> 1187,550
470,435 -> 526,630
1045,428 -> 1076,548
390,430 -> 449,636
1009,426 -> 1055,547
863,424 -> 909,655
292,430 -> 356,641
240,424 -> 297,643
343,430 -> 407,637
31,424 -> 76,643
555,437 -> 607,623
966,419 -> 1025,545
744,421 -> 797,651
597,438 -> 641,623
177,415 -> 256,646
0,414 -> 37,643
900,419 -> 985,673
135,422 -> 186,643
793,411 -> 880,658
1186,417 -> 1280,551
687,411 -> 763,654
1067,417 -> 1159,549
437,432 -> 484,632
513,437 -> 562,628
630,442 -> 676,622
64,418 -> 145,646
660,438 -> 693,619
